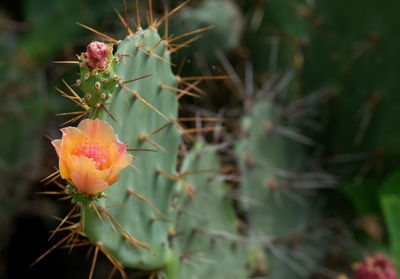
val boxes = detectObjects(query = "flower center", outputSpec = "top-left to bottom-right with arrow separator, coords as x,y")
74,138 -> 110,170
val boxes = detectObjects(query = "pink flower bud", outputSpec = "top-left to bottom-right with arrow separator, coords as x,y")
86,41 -> 111,70
354,253 -> 397,279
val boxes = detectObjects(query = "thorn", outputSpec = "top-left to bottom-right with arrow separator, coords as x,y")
128,189 -> 167,218
135,0 -> 141,30
30,230 -> 75,267
123,74 -> 153,84
180,79 -> 206,96
181,126 -> 223,134
154,1 -> 190,29
179,168 -> 218,178
160,83 -> 200,99
53,61 -> 80,64
157,168 -> 194,198
44,134 -> 54,141
100,207 -> 154,254
61,109 -> 90,126
168,26 -> 212,43
143,122 -> 171,138
138,46 -> 175,66
148,38 -> 164,53
114,9 -> 133,35
101,104 -> 118,124
127,148 -> 159,152
76,22 -> 118,44
122,84 -> 169,121
180,75 -> 229,81
98,243 -> 127,279
91,202 -> 104,224
36,191 -> 65,195
177,57 -> 187,77
48,203 -> 79,241
174,117 -> 220,122
169,35 -> 201,53
88,244 -> 99,279
106,267 -> 117,279
123,0 -> 130,33
149,0 -> 154,26
40,170 -> 60,184
139,136 -> 167,152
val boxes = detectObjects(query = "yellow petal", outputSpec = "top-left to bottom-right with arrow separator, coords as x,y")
65,155 -> 110,195
51,139 -> 62,157
78,118 -> 115,145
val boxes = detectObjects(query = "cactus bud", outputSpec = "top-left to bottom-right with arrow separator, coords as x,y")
353,253 -> 396,279
86,41 -> 111,70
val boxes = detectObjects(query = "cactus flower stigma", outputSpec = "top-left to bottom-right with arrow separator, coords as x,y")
353,253 -> 397,279
85,41 -> 112,70
52,119 -> 132,195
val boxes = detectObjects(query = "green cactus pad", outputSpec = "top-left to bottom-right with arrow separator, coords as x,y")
82,27 -> 180,270
236,100 -> 329,278
171,142 -> 248,279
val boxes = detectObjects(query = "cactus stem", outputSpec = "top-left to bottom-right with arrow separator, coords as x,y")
122,74 -> 153,84
128,189 -> 167,218
75,22 -> 118,44
157,167 -> 194,197
122,84 -> 169,120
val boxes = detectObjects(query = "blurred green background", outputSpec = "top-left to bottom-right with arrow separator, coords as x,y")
1,0 -> 399,278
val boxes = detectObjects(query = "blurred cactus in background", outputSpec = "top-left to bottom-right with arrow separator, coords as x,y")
2,0 -> 400,278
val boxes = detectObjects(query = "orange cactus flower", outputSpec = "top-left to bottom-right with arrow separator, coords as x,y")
51,119 -> 132,195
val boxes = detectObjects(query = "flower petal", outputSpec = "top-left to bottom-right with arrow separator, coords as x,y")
51,139 -> 62,157
78,118 -> 115,145
65,155 -> 110,195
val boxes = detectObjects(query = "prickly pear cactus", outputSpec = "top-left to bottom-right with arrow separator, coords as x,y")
81,27 -> 180,270
171,142 -> 248,279
236,99 -> 329,278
